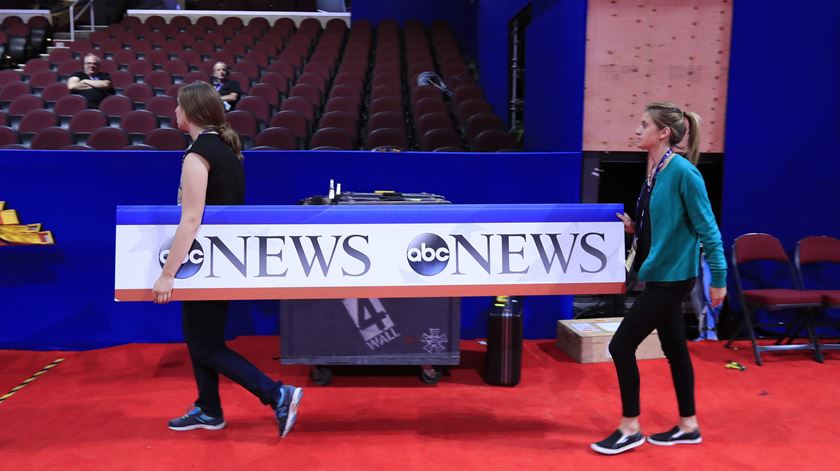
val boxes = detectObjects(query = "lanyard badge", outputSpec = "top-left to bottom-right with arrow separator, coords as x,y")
627,148 -> 673,272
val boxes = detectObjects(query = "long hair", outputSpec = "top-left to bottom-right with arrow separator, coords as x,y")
645,101 -> 701,165
178,81 -> 243,160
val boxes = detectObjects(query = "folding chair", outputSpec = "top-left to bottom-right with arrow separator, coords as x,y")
726,233 -> 823,365
795,235 -> 840,352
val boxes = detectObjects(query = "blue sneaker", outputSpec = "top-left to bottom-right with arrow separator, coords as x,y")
275,385 -> 303,438
168,406 -> 226,431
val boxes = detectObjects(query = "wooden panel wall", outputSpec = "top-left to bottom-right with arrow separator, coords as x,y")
582,0 -> 732,152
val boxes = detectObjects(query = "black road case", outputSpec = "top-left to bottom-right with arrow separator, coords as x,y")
281,188 -> 459,385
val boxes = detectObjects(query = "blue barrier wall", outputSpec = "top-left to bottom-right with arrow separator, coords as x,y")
723,2 -> 840,263
0,150 -> 582,350
477,0 -> 587,151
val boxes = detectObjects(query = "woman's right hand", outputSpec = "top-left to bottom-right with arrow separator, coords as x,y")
616,212 -> 636,234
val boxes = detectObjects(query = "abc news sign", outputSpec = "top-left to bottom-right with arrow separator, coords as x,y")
115,221 -> 625,301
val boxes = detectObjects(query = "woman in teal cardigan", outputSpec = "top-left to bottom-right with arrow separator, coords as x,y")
591,102 -> 727,455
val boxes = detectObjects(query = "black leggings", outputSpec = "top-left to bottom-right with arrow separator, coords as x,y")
182,301 -> 280,418
609,279 -> 696,418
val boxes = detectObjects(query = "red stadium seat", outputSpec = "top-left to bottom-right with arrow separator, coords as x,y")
123,83 -> 155,106
309,127 -> 354,151
269,110 -> 309,142
471,129 -> 518,152
255,127 -> 298,150
225,110 -> 259,140
88,127 -> 131,150
0,81 -> 31,102
146,95 -> 177,127
364,127 -> 409,151
19,109 -> 59,134
32,127 -> 74,150
249,83 -> 281,109
99,95 -> 134,124
69,109 -> 108,143
144,70 -> 173,92
53,94 -> 87,119
236,96 -> 271,123
416,113 -> 455,139
419,128 -> 464,151
317,111 -> 358,141
9,95 -> 45,118
0,126 -> 19,146
465,112 -> 506,142
368,111 -> 406,133
120,110 -> 159,143
144,128 -> 189,150
279,97 -> 316,122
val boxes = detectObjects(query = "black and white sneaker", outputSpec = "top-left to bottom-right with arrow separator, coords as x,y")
168,406 -> 226,431
590,429 -> 645,455
647,426 -> 702,446
275,384 -> 303,438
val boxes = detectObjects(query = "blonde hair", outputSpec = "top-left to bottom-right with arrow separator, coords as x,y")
645,101 -> 701,164
178,81 -> 243,160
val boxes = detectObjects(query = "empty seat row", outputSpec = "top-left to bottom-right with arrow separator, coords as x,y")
0,125 -> 188,150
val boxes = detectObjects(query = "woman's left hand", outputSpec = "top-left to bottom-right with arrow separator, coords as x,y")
710,287 -> 727,308
153,274 -> 174,304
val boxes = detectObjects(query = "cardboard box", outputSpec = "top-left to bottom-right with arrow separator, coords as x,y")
556,317 -> 665,363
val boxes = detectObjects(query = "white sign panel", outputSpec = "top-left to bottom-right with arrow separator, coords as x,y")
115,221 -> 625,301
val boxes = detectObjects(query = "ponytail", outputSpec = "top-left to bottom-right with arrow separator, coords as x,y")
646,102 -> 702,165
683,111 -> 701,165
216,123 -> 243,161
178,81 -> 243,160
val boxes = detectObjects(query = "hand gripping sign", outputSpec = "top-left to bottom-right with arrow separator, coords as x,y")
115,204 -> 626,301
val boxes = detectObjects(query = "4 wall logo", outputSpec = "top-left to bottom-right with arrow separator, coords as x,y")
341,298 -> 401,351
158,238 -> 205,279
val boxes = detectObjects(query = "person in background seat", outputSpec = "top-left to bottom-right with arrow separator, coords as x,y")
67,53 -> 114,109
211,62 -> 241,111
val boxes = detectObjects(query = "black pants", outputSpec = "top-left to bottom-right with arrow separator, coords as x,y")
609,279 -> 696,418
182,301 -> 281,418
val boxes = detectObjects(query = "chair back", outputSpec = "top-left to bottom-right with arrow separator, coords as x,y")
732,233 -> 799,295
795,236 -> 840,290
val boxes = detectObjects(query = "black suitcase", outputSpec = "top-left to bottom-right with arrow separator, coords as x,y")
483,297 -> 523,386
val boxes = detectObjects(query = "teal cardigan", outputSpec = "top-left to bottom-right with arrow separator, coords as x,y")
637,154 -> 727,288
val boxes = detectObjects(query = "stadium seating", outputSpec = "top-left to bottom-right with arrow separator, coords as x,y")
4,13 -> 517,152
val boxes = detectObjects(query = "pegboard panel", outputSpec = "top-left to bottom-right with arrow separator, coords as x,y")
582,0 -> 732,152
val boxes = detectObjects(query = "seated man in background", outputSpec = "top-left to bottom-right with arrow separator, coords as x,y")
212,62 -> 241,111
67,53 -> 114,109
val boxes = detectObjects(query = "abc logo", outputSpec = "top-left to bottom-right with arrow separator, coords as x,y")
406,233 -> 450,276
158,239 -> 204,279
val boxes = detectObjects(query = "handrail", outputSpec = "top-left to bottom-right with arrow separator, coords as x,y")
69,0 -> 96,42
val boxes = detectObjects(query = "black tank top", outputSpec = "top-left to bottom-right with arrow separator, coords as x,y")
181,133 -> 245,205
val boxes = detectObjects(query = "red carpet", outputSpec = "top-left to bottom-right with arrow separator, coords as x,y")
1,338 -> 838,470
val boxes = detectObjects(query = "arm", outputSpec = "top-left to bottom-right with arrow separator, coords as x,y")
68,76 -> 112,91
220,81 -> 241,103
616,212 -> 636,233
67,76 -> 91,90
220,91 -> 239,103
680,166 -> 728,304
84,79 -> 113,90
152,153 -> 210,304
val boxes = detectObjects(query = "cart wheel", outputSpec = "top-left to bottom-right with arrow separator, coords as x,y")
311,365 -> 332,386
420,365 -> 441,384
